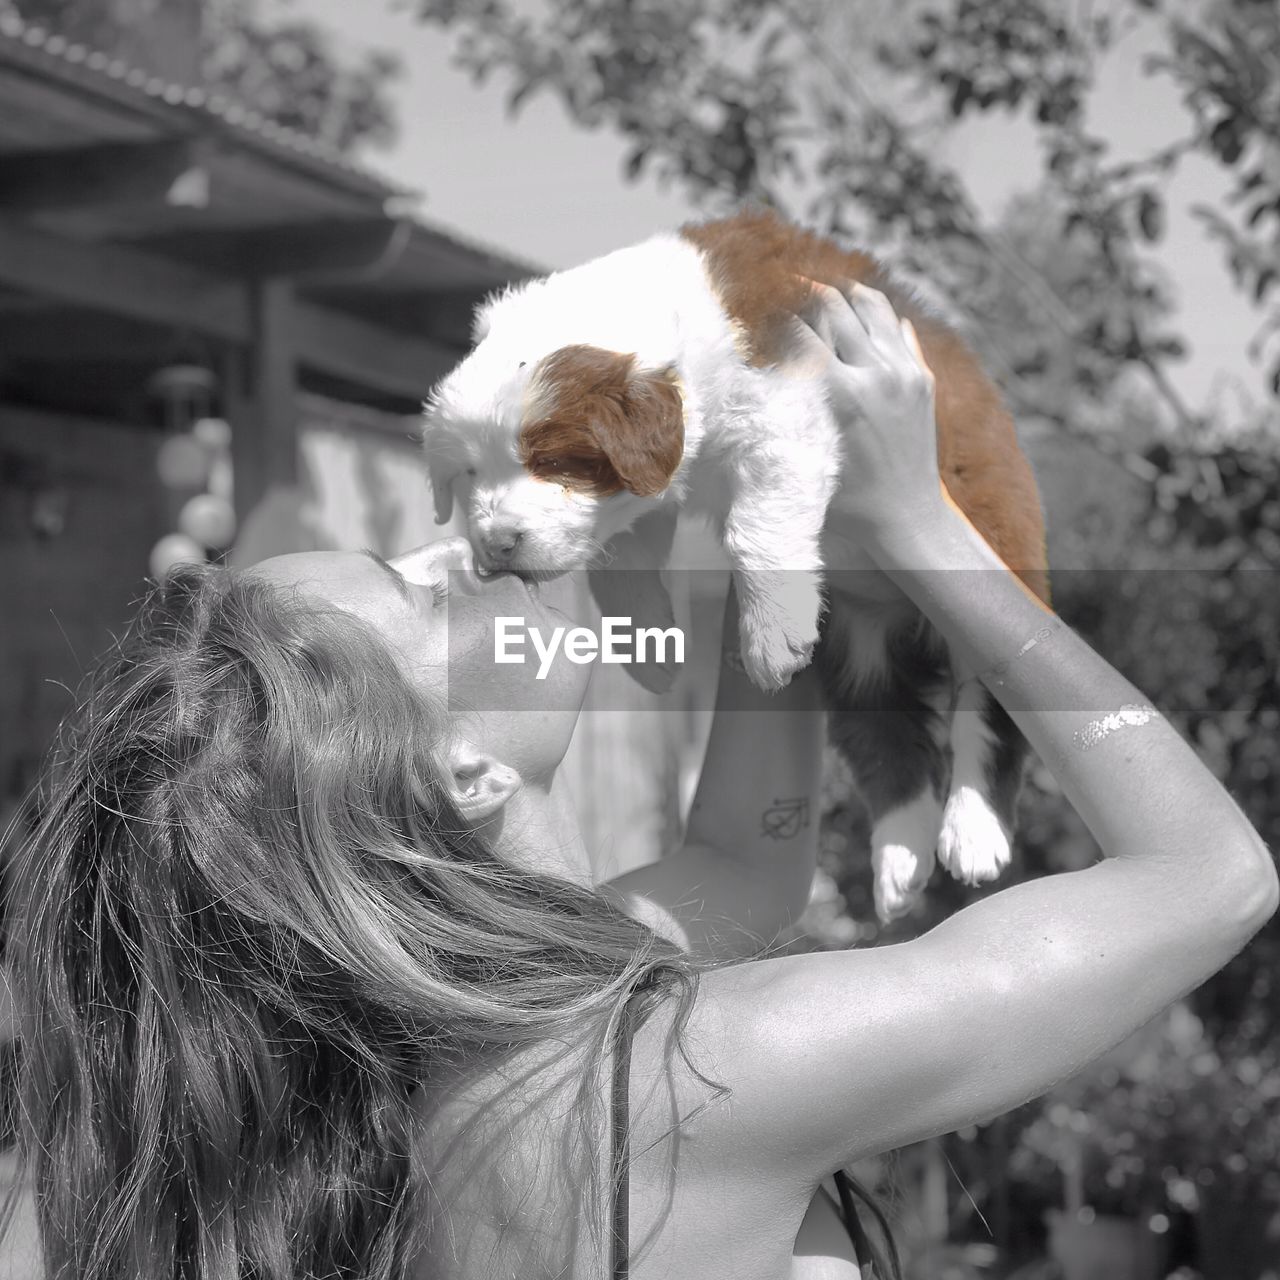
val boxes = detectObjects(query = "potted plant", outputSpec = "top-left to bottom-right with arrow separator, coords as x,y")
1009,1002 -> 1280,1280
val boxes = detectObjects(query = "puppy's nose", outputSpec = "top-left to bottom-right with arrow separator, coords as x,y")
479,525 -> 523,565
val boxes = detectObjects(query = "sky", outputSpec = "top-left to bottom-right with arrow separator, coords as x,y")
280,0 -> 1265,415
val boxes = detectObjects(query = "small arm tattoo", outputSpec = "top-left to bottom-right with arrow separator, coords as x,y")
973,620 -> 1064,688
761,796 -> 811,840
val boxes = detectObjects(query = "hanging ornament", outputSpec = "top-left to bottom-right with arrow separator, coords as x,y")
156,433 -> 210,491
178,492 -> 237,550
192,417 -> 233,453
149,532 -> 206,581
146,364 -> 217,432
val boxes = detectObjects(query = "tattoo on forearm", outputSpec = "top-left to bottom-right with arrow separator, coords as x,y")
974,621 -> 1064,688
761,796 -> 811,840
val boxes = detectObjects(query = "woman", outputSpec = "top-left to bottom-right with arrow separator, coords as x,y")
3,285 -> 1275,1280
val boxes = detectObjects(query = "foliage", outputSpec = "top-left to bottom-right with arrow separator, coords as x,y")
1010,1002 -> 1280,1227
8,0 -> 402,154
414,0 -> 1280,421
201,0 -> 402,154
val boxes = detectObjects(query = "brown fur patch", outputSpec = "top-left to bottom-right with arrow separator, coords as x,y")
680,209 -> 1050,601
520,344 -> 684,498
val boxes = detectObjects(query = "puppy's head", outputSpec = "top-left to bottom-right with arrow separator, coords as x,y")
425,342 -> 684,574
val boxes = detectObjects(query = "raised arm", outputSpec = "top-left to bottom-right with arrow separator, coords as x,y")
605,583 -> 824,963
680,284 -> 1278,1188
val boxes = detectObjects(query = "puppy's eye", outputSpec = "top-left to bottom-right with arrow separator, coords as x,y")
464,467 -> 476,478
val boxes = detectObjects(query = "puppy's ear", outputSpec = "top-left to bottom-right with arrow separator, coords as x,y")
594,365 -> 685,497
422,412 -> 460,524
430,467 -> 455,526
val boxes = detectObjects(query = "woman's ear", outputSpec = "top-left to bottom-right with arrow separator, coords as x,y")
443,743 -> 522,824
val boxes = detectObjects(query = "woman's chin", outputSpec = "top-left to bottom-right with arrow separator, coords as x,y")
513,565 -> 570,585
528,571 -> 587,625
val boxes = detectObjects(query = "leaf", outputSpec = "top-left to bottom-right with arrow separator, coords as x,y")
1210,116 -> 1244,166
506,73 -> 543,115
1247,199 -> 1280,229
624,146 -> 649,180
1137,189 -> 1165,243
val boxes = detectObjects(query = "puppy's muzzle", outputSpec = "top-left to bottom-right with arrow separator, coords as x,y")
477,525 -> 523,571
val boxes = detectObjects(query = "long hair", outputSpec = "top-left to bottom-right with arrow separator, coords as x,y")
4,563 -> 694,1280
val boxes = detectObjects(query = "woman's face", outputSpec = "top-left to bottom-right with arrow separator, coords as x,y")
251,538 -> 591,782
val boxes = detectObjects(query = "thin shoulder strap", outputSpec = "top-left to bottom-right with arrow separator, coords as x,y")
610,1002 -> 878,1280
609,993 -> 640,1280
832,1168 -> 877,1274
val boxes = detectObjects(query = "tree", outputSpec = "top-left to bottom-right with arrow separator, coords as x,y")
408,5 -> 1280,1266
413,0 -> 1279,427
8,0 -> 402,155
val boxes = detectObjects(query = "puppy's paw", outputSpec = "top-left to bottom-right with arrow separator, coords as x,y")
872,840 -> 935,924
937,785 -> 1012,884
741,625 -> 816,691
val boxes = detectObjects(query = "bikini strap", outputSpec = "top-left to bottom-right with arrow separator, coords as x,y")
610,999 -> 875,1280
610,993 -> 640,1280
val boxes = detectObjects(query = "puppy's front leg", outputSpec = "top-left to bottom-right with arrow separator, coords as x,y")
722,457 -> 830,691
588,506 -> 680,694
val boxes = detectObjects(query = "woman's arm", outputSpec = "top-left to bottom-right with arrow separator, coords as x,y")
605,583 -> 825,963
676,284 -> 1277,1186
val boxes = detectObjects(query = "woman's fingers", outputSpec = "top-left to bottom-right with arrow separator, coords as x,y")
789,279 -> 933,392
900,319 -> 936,385
794,279 -> 879,366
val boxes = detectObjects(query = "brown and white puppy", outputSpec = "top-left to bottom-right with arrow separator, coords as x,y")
424,209 -> 1050,920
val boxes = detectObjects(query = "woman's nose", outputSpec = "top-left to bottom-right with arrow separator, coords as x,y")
389,537 -> 474,581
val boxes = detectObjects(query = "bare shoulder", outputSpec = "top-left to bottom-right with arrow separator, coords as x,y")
640,848 -> 1276,1196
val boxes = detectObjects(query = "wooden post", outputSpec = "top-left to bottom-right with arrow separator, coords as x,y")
254,279 -> 299,493
227,279 -> 297,528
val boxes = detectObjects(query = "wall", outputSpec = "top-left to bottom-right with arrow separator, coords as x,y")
0,404 -> 164,819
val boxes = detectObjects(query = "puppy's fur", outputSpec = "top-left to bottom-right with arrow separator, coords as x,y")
425,210 -> 1050,921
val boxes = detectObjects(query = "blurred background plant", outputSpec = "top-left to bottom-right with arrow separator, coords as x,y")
407,0 -> 1280,1272
3,0 -> 402,154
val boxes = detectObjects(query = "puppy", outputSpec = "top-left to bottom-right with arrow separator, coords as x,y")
424,209 -> 1050,920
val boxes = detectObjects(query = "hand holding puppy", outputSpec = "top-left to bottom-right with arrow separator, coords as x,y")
791,280 -> 951,552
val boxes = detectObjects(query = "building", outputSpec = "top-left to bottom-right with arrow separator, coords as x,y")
0,4 -> 705,900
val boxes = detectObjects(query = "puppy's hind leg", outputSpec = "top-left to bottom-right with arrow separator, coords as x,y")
821,599 -> 953,922
937,664 -> 1027,885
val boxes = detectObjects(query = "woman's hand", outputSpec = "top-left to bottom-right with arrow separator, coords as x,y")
789,280 -> 950,549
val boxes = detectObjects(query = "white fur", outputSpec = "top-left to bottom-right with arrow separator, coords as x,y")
423,233 -> 843,689
937,677 -> 1013,883
870,789 -> 942,923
